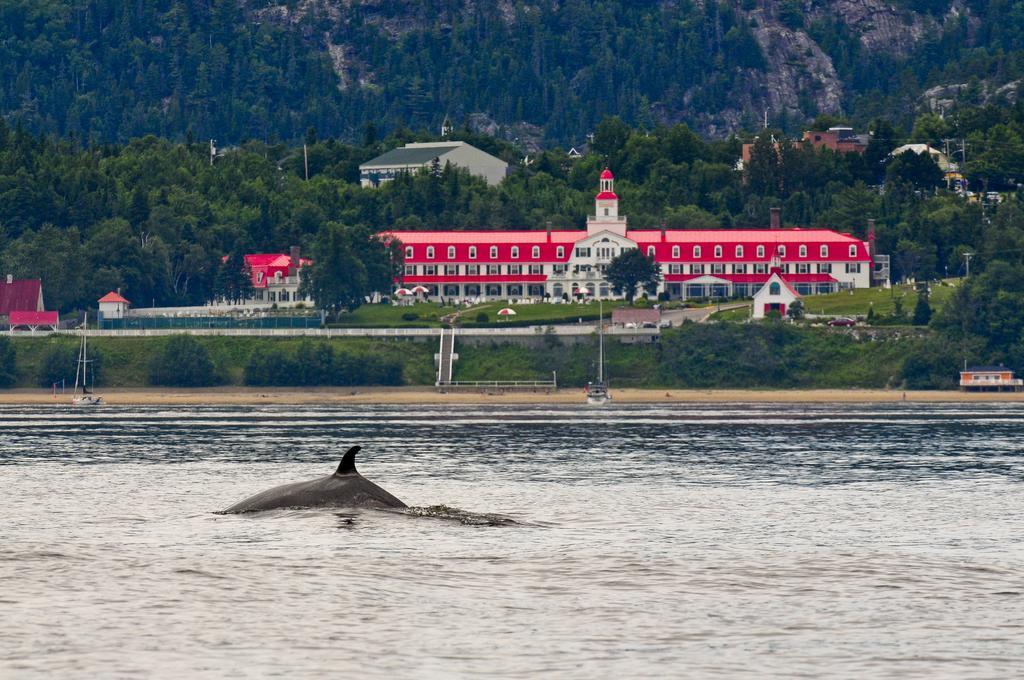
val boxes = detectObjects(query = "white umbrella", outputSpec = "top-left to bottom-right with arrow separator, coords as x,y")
410,285 -> 430,294
497,308 -> 517,318
394,288 -> 413,296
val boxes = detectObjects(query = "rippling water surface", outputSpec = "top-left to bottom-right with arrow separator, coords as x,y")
2,402 -> 1023,678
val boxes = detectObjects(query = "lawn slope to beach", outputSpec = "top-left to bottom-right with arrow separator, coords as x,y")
2,322 -> 957,392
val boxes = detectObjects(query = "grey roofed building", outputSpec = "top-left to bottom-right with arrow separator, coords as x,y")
359,141 -> 508,188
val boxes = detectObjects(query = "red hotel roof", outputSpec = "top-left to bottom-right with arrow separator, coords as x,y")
389,228 -> 871,264
0,278 -> 42,314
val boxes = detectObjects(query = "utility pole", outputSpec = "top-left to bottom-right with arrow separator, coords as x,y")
963,252 -> 973,277
209,139 -> 216,166
303,144 -> 309,181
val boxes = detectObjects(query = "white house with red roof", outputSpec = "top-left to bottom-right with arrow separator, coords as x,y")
386,169 -> 874,302
752,271 -> 801,319
98,291 -> 130,321
242,246 -> 313,308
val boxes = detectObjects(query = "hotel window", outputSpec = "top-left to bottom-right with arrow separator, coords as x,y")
669,264 -> 683,274
778,245 -> 786,257
849,245 -> 857,257
691,264 -> 705,275
754,263 -> 768,274
818,263 -> 832,273
553,264 -> 567,274
672,245 -> 681,258
799,245 -> 807,258
426,246 -> 435,259
714,245 -> 722,258
532,246 -> 540,258
528,264 -> 543,275
487,265 -> 502,275
405,246 -> 414,259
556,246 -> 565,258
511,246 -> 519,259
647,246 -> 656,257
756,245 -> 765,258
845,263 -> 862,273
444,265 -> 460,276
575,247 -> 591,257
733,264 -> 747,274
465,264 -> 479,275
693,246 -> 701,258
423,265 -> 437,275
797,263 -> 810,274
469,246 -> 477,259
508,264 -> 522,275
711,264 -> 725,274
820,245 -> 829,258
490,246 -> 498,259
447,246 -> 456,259
769,282 -> 781,295
735,245 -> 743,258
403,265 -> 416,276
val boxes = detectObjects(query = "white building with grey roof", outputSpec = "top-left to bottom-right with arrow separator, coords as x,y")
359,141 -> 508,188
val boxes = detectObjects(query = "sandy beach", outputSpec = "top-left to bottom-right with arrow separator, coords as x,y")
2,386 -> 1023,405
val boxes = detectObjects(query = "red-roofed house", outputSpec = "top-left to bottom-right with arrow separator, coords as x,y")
0,275 -> 45,320
384,170 -> 876,302
242,246 -> 313,307
98,291 -> 131,321
752,271 -> 801,319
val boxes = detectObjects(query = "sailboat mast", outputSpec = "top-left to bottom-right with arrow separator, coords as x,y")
598,299 -> 604,383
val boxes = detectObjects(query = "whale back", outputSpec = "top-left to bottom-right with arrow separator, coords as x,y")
221,445 -> 406,513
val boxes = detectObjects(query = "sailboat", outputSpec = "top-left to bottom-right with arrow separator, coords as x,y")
72,312 -> 103,406
586,300 -> 611,405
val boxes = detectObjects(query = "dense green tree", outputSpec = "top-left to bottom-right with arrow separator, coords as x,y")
0,336 -> 16,387
605,249 -> 662,302
149,335 -> 219,387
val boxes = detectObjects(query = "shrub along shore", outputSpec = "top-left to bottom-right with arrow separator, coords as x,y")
0,323 -> 965,391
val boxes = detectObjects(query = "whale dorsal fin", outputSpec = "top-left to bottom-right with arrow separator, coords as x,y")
336,446 -> 361,475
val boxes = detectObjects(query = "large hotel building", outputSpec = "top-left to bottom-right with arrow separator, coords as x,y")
387,169 -> 878,301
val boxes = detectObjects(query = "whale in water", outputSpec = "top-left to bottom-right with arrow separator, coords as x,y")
220,446 -> 407,513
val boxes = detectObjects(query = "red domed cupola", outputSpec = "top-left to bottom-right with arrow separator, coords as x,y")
596,167 -> 617,199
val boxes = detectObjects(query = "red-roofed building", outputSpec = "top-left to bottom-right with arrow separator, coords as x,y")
241,246 -> 313,307
98,291 -> 131,321
384,170 -> 876,302
0,275 -> 45,319
9,310 -> 59,331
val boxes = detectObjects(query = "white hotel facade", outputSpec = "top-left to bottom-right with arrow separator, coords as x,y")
387,169 -> 876,301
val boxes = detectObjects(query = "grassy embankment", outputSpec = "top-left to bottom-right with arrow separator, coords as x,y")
9,335 -> 436,389
6,322 -> 935,390
709,280 -> 960,322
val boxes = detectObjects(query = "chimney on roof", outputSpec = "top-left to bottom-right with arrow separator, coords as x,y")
770,207 -> 781,230
5,274 -> 11,285
289,245 -> 300,277
661,221 -> 667,242
546,221 -> 552,243
867,219 -> 876,258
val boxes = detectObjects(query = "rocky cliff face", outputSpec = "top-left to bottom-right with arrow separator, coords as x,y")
247,0 -> 970,139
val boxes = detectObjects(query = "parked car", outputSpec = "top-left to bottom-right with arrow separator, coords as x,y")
658,320 -> 673,328
642,321 -> 658,328
827,317 -> 856,327
623,322 -> 638,329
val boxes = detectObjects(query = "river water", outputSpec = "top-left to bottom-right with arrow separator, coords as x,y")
1,403 -> 1022,678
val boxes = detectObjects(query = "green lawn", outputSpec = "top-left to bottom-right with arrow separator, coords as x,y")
800,279 -> 958,317
332,300 -> 628,327
706,280 -> 960,322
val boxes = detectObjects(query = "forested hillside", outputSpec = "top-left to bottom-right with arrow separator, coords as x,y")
1,0 -> 1023,145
